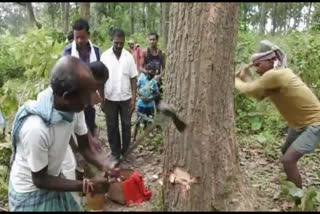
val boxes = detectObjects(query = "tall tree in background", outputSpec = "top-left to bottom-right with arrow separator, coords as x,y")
130,3 -> 134,35
259,3 -> 267,35
80,2 -> 90,22
163,3 -> 256,211
63,3 -> 70,34
161,3 -> 170,45
142,3 -> 146,28
17,3 -> 41,29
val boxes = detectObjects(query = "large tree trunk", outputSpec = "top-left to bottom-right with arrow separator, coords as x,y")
80,2 -> 90,22
163,3 -> 256,211
63,3 -> 70,34
161,3 -> 170,47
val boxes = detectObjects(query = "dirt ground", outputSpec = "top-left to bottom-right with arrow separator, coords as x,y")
2,108 -> 320,211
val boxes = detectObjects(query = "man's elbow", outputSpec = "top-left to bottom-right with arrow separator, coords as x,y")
32,174 -> 46,189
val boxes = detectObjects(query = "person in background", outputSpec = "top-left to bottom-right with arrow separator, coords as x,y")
128,39 -> 142,73
100,28 -> 138,165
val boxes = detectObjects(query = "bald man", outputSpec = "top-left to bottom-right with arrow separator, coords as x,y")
9,56 -> 118,211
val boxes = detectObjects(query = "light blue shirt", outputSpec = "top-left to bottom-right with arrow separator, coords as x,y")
137,73 -> 159,108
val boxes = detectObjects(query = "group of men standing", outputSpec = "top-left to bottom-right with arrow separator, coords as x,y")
8,18 -> 165,211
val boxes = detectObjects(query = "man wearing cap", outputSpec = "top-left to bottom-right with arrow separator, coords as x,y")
128,39 -> 142,73
235,40 -> 320,189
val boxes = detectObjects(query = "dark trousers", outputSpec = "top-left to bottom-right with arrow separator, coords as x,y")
104,99 -> 132,159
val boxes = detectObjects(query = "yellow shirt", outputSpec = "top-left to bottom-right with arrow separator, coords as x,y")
235,68 -> 320,129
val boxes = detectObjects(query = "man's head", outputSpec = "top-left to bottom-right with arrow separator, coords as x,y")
252,58 -> 276,76
148,32 -> 159,48
251,40 -> 287,76
146,63 -> 157,80
111,28 -> 125,55
128,39 -> 135,50
89,61 -> 109,91
73,18 -> 90,49
50,56 -> 96,112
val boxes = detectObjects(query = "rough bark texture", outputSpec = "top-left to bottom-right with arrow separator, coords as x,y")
25,3 -> 41,29
163,3 -> 256,211
142,3 -> 146,29
161,3 -> 170,46
63,3 -> 70,34
80,2 -> 90,22
259,3 -> 267,35
130,3 -> 134,35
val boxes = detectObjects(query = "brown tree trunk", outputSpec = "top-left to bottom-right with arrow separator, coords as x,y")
142,3 -> 146,28
60,3 -> 65,30
80,2 -> 90,22
130,3 -> 134,35
63,3 -> 70,34
306,2 -> 312,29
259,3 -> 267,35
25,3 -> 41,29
161,3 -> 170,46
163,3 -> 256,211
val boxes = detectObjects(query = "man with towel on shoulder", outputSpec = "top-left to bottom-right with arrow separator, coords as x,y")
235,40 -> 320,189
62,19 -> 102,181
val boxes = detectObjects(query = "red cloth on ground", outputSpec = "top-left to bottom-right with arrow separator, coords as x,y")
122,171 -> 152,206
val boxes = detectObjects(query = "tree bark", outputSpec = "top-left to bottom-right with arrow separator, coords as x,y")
306,2 -> 312,29
63,3 -> 70,34
24,3 -> 41,29
163,3 -> 257,211
48,4 -> 55,28
60,3 -> 65,30
271,3 -> 277,35
130,2 -> 134,35
259,3 -> 267,35
161,3 -> 170,47
80,2 -> 90,22
142,3 -> 146,28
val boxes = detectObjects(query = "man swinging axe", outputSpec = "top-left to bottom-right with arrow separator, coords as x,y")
235,40 -> 320,189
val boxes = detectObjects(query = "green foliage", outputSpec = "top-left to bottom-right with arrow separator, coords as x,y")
280,179 -> 320,211
0,80 -> 19,118
0,166 -> 8,197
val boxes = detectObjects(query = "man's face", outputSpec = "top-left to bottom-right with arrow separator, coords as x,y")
74,29 -> 89,49
63,67 -> 97,112
113,36 -> 125,54
253,59 -> 274,76
148,35 -> 157,48
147,69 -> 156,80
129,43 -> 134,49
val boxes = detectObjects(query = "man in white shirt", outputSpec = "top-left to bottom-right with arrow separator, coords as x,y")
101,28 -> 138,164
9,56 -> 118,211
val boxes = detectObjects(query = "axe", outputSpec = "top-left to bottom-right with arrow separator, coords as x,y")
118,101 -> 187,164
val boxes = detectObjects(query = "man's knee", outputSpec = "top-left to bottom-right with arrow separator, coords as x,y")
121,120 -> 131,129
281,151 -> 300,166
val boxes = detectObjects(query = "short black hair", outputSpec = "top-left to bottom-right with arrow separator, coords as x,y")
67,31 -> 73,42
111,28 -> 125,39
89,61 -> 109,82
73,18 -> 90,33
50,56 -> 86,97
149,32 -> 159,40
